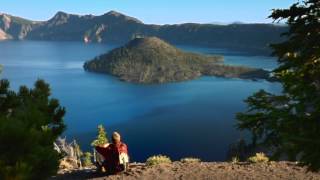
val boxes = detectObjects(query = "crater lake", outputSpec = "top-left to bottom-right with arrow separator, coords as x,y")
0,41 -> 280,162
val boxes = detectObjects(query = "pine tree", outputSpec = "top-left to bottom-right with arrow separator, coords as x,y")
237,0 -> 320,171
0,79 -> 66,179
91,125 -> 109,146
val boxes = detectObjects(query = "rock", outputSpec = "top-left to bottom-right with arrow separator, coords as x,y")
59,157 -> 79,173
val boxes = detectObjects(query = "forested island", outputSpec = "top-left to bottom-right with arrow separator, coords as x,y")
84,37 -> 270,83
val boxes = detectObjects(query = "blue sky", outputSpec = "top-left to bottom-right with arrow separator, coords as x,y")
1,0 -> 296,24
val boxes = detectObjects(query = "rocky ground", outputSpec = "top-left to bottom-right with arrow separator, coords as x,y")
50,161 -> 320,180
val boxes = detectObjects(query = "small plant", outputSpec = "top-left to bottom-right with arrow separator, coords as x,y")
180,157 -> 201,163
231,156 -> 240,164
82,152 -> 93,167
91,125 -> 109,146
146,155 -> 172,166
248,153 -> 269,163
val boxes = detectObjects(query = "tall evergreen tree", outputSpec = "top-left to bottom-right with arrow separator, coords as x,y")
237,0 -> 320,171
0,79 -> 66,179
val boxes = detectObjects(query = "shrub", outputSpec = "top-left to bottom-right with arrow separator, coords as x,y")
180,157 -> 201,163
231,156 -> 240,164
0,79 -> 66,179
91,125 -> 109,146
146,155 -> 171,166
248,153 -> 269,163
82,152 -> 93,167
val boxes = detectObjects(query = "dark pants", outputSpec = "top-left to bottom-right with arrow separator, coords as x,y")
99,160 -> 124,175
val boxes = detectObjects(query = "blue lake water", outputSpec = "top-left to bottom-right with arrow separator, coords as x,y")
0,41 -> 281,162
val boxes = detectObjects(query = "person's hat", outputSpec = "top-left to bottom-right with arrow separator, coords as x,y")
112,132 -> 121,142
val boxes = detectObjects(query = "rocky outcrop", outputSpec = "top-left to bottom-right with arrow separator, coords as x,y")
0,28 -> 10,40
0,13 -> 37,40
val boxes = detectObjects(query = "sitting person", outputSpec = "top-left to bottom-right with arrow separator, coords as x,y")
95,132 -> 129,174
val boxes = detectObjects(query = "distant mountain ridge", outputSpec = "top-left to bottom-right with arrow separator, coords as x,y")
0,11 -> 287,54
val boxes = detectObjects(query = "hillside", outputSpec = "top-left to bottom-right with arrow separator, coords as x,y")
84,37 -> 269,83
0,13 -> 38,40
0,11 -> 287,54
26,11 -> 143,42
51,162 -> 320,180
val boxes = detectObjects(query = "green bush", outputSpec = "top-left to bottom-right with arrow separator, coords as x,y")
180,157 -> 201,163
91,125 -> 109,146
146,155 -> 171,166
82,152 -> 93,167
248,153 -> 269,163
0,79 -> 66,179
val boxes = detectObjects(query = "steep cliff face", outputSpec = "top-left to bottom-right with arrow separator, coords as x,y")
0,14 -> 13,40
0,28 -> 9,40
0,14 -> 11,31
0,13 -> 37,40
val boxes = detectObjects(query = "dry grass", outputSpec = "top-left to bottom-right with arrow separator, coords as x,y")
146,155 -> 172,166
248,153 -> 269,163
180,157 -> 201,163
231,156 -> 240,164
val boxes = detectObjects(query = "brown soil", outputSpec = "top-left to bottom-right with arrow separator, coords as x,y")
50,161 -> 320,180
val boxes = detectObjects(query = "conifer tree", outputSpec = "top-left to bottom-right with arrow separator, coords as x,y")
237,0 -> 320,171
91,125 -> 109,146
0,79 -> 66,179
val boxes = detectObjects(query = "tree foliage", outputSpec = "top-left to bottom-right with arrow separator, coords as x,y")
91,124 -> 109,146
82,152 -> 93,167
237,0 -> 320,171
0,79 -> 66,179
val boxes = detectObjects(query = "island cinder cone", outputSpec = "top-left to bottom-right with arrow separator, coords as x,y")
84,37 -> 269,83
